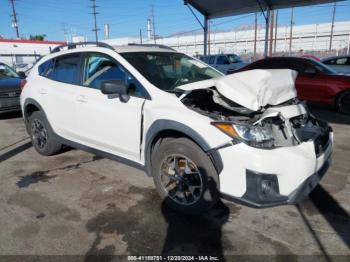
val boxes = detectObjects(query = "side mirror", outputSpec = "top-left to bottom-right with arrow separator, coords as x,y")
100,80 -> 130,102
304,67 -> 317,75
17,71 -> 26,79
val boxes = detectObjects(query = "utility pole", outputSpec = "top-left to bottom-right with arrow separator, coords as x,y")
150,5 -> 156,44
62,23 -> 68,43
269,10 -> 274,56
9,0 -> 20,38
254,13 -> 257,61
139,29 -> 143,44
90,0 -> 100,42
274,10 -> 278,54
329,2 -> 336,52
289,8 -> 294,55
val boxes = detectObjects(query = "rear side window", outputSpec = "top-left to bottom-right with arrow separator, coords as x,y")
49,54 -> 80,84
38,59 -> 54,76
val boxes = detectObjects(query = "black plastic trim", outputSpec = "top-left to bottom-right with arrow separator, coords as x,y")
52,133 -> 145,171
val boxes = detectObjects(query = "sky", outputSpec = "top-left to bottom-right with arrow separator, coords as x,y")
0,0 -> 350,41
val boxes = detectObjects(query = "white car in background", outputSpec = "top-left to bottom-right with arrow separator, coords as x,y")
322,55 -> 350,75
20,42 -> 333,213
200,53 -> 248,74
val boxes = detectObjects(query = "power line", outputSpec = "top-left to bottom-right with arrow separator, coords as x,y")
9,0 -> 20,38
90,0 -> 100,42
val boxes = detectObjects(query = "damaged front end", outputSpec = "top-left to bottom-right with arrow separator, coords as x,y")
179,69 -> 332,150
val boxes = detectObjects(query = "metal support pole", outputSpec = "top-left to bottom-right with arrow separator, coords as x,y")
254,13 -> 258,61
289,8 -> 294,56
329,2 -> 336,52
204,16 -> 209,57
264,7 -> 270,58
274,10 -> 278,54
269,9 -> 274,56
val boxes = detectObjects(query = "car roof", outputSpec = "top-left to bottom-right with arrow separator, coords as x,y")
321,55 -> 350,61
112,45 -> 177,53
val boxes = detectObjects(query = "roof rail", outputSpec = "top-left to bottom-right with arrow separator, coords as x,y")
50,41 -> 115,53
127,43 -> 176,51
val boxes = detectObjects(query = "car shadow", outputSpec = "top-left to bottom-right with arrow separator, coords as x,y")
308,104 -> 350,125
161,199 -> 229,260
0,111 -> 22,120
308,185 -> 350,249
0,141 -> 32,163
84,179 -> 230,261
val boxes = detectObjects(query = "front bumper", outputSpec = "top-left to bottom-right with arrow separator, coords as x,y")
218,131 -> 333,208
221,157 -> 331,208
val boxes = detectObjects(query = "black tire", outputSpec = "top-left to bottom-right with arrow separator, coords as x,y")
28,111 -> 62,156
152,137 -> 220,214
336,91 -> 350,114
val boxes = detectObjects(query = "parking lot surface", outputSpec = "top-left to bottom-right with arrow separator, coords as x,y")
0,106 -> 349,261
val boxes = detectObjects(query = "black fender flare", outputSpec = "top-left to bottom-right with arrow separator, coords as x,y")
144,119 -> 223,176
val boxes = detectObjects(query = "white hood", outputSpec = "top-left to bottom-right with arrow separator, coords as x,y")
180,69 -> 298,111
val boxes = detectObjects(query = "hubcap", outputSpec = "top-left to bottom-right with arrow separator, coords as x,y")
31,119 -> 48,150
159,154 -> 203,205
340,93 -> 350,114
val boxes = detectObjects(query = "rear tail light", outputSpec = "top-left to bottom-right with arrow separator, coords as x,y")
20,79 -> 27,90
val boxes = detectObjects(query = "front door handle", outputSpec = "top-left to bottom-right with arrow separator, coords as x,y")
76,95 -> 88,103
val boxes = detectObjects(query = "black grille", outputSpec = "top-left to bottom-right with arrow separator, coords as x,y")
314,128 -> 330,156
0,91 -> 21,98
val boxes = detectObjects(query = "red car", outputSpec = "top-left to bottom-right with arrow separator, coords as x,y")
229,57 -> 350,114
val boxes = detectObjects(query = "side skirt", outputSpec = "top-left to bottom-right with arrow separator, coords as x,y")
52,133 -> 147,173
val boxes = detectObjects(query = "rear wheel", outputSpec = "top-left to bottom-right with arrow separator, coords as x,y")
29,111 -> 62,156
152,137 -> 220,214
336,91 -> 350,114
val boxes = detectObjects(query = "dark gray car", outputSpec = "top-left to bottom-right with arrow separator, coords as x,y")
0,63 -> 25,114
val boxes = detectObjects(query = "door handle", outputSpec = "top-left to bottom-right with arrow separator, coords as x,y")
38,88 -> 47,94
76,95 -> 88,103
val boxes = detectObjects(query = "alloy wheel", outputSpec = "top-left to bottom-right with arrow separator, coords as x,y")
159,154 -> 203,206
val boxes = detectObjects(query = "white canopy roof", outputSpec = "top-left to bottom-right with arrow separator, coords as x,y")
185,0 -> 345,18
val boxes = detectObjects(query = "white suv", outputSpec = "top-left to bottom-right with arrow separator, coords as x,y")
20,42 -> 333,213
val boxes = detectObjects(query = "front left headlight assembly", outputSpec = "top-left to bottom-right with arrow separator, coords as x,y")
211,122 -> 275,149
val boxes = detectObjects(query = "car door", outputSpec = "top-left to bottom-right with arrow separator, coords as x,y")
73,52 -> 146,162
37,54 -> 81,139
290,60 -> 330,102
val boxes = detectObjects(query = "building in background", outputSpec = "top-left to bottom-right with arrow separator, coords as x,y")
104,21 -> 350,60
0,38 -> 64,70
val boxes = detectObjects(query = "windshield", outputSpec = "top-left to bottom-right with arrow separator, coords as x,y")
121,52 -> 222,92
308,59 -> 337,74
0,63 -> 19,78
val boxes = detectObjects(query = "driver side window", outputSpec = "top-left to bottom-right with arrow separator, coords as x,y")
82,53 -> 145,98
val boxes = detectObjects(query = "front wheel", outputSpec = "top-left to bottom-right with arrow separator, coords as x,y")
336,91 -> 350,114
152,137 -> 220,214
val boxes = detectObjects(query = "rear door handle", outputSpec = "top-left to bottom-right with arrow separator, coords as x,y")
76,95 -> 88,103
39,88 -> 47,94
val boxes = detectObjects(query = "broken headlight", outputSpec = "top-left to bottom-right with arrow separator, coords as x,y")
211,122 -> 275,148
234,124 -> 274,148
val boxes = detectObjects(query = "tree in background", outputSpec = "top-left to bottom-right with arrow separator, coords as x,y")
29,34 -> 46,41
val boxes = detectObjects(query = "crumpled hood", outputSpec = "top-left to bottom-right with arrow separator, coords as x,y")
179,69 -> 298,111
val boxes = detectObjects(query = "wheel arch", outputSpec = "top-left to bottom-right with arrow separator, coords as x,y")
144,120 -> 223,176
23,98 -> 45,123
